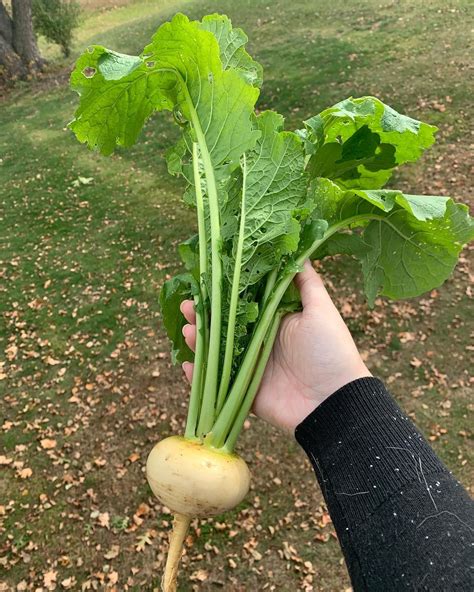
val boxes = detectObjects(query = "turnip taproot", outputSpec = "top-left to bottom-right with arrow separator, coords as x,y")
69,12 -> 473,591
147,437 -> 250,590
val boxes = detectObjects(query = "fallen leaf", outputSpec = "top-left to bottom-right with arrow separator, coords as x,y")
60,576 -> 76,589
97,512 -> 110,528
135,533 -> 152,552
104,545 -> 120,560
43,569 -> 57,589
135,503 -> 150,517
45,356 -> 61,366
190,569 -> 209,582
5,344 -> 18,361
41,438 -> 57,450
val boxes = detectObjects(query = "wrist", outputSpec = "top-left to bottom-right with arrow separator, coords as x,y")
296,363 -> 372,426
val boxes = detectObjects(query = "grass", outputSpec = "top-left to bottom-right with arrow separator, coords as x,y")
1,0 -> 472,590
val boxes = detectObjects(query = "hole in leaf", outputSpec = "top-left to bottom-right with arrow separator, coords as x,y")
82,66 -> 96,79
146,61 -> 155,68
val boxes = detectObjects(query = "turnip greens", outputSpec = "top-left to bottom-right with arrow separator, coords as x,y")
69,13 -> 472,452
69,13 -> 473,590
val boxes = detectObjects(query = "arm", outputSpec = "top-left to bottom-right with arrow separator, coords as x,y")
296,377 -> 474,591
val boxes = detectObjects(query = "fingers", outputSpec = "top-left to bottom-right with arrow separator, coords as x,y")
182,361 -> 194,383
182,323 -> 196,351
180,300 -> 197,352
294,260 -> 331,312
180,299 -> 196,324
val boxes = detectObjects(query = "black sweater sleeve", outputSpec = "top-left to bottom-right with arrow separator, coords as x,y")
294,377 -> 474,591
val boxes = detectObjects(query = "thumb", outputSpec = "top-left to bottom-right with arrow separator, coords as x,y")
294,260 -> 332,311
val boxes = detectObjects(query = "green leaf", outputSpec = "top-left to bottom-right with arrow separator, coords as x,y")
159,273 -> 198,364
144,14 -> 261,178
225,110 -> 307,289
308,177 -> 394,225
178,235 -> 200,281
302,97 -> 437,189
70,13 -> 261,173
69,46 -> 166,155
309,178 -> 474,304
353,200 -> 473,304
223,295 -> 259,362
199,14 -> 263,87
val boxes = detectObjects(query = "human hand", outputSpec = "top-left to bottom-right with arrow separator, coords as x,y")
180,261 -> 371,433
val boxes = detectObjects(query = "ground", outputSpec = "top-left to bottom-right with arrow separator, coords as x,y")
0,0 -> 472,590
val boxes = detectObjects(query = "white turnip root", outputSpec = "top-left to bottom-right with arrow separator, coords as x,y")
146,436 -> 250,591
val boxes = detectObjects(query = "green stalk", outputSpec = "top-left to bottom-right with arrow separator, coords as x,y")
216,154 -> 248,414
224,311 -> 283,452
192,141 -> 210,382
179,87 -> 223,438
184,144 -> 209,438
209,214 -> 375,448
207,270 -> 293,448
192,143 -> 209,302
262,268 -> 278,305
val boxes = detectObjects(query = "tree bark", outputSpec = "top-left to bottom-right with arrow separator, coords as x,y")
0,0 -> 44,80
11,0 -> 43,71
0,2 -> 12,44
0,1 -> 26,79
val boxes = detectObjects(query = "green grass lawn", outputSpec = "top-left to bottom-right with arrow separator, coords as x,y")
1,1 -> 472,590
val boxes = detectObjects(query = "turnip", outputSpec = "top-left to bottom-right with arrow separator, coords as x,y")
147,437 -> 250,590
69,12 -> 473,590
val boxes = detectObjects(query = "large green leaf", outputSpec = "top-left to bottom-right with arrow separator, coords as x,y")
69,47 -> 164,155
309,178 -> 474,304
309,177 -> 449,224
225,110 -> 307,289
301,97 -> 437,189
69,13 -> 261,174
355,200 -> 472,303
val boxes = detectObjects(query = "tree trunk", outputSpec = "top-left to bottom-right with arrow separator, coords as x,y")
0,1 -> 26,79
0,2 -> 13,44
0,0 -> 44,81
11,0 -> 43,71
0,31 -> 27,79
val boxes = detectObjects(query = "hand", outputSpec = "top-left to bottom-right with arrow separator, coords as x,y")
180,261 -> 371,433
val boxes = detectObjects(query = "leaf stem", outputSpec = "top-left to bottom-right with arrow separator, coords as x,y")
184,294 -> 205,438
180,87 -> 223,437
223,311 -> 283,452
262,268 -> 278,305
216,154 -> 248,414
184,145 -> 209,438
